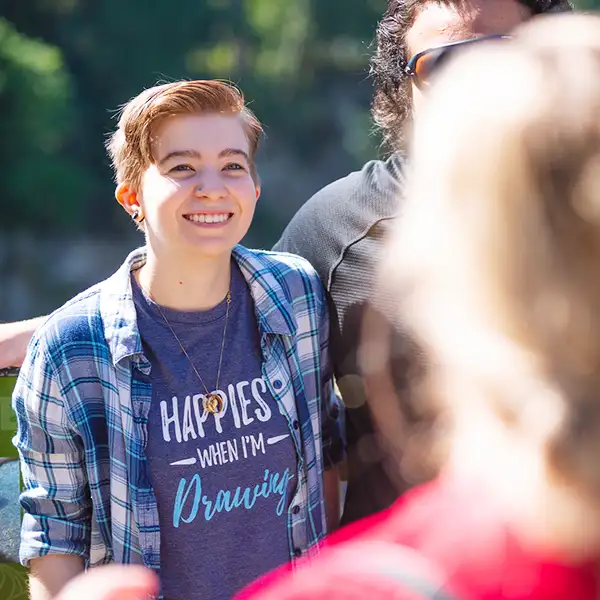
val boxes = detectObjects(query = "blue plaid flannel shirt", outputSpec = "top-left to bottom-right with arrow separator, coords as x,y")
13,245 -> 343,574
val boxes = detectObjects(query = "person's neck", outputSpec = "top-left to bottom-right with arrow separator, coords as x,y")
137,247 -> 232,311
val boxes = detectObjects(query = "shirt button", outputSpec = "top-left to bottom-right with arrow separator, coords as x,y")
293,420 -> 299,430
292,505 -> 300,515
294,548 -> 302,557
273,379 -> 283,390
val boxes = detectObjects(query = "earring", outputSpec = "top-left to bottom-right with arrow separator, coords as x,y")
132,208 -> 145,223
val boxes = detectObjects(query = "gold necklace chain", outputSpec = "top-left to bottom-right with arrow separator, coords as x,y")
152,289 -> 232,414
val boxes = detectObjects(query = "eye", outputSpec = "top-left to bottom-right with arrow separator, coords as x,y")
223,162 -> 246,172
169,164 -> 194,174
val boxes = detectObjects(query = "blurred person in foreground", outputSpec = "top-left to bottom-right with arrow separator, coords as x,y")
13,80 -> 342,600
236,12 -> 600,600
54,565 -> 159,600
0,0 -> 574,526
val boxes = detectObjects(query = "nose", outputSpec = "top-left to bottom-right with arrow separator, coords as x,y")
193,170 -> 227,201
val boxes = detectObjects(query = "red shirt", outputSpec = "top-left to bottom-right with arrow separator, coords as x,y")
237,475 -> 600,600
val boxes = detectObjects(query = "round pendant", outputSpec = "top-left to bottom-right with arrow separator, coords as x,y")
204,393 -> 224,414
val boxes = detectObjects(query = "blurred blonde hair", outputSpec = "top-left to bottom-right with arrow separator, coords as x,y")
383,13 -> 600,510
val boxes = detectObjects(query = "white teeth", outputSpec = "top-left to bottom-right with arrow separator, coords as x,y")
187,213 -> 231,223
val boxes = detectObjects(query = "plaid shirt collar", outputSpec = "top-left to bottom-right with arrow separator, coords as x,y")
100,245 -> 297,367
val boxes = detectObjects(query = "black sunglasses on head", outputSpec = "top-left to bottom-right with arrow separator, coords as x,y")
405,34 -> 513,90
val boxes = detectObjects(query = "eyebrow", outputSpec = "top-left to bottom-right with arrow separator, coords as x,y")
158,148 -> 250,166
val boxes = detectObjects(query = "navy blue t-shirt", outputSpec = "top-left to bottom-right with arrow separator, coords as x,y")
132,262 -> 297,600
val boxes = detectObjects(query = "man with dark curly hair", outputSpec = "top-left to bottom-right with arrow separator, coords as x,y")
274,0 -> 573,526
0,0 -> 575,529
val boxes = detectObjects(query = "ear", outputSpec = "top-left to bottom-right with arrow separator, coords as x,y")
116,183 -> 141,218
255,184 -> 261,201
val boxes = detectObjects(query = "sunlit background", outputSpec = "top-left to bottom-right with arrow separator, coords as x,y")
0,0 -> 595,321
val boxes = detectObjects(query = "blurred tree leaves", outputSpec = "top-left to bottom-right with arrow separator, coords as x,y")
0,17 -> 85,229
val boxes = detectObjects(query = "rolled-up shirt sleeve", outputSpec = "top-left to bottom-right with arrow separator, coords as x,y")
12,334 -> 91,567
317,289 -> 344,469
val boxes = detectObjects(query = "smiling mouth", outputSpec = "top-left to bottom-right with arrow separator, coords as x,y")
183,212 -> 233,224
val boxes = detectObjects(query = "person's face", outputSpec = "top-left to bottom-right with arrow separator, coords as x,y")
406,0 -> 532,115
120,113 -> 260,262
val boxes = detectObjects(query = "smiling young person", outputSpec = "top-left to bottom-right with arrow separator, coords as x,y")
12,80 -> 343,600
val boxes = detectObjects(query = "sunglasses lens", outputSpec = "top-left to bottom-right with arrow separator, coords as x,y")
414,48 -> 453,89
411,35 -> 512,90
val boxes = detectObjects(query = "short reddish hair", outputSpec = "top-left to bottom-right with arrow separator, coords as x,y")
106,80 -> 263,189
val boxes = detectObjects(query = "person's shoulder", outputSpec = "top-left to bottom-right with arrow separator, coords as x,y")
236,247 -> 327,336
33,250 -> 142,358
251,247 -> 320,276
273,153 -> 406,285
236,246 -> 323,292
300,154 -> 404,215
277,153 -> 406,239
30,282 -> 106,360
236,538 -> 460,600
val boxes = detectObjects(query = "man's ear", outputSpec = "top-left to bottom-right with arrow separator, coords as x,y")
116,183 -> 140,217
255,184 -> 261,201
